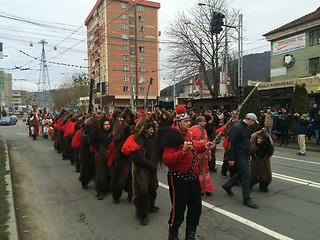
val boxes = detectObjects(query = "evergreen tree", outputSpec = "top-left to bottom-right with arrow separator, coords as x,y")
290,84 -> 309,115
239,85 -> 260,120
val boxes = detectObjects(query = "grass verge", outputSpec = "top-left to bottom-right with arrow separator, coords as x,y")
0,141 -> 10,240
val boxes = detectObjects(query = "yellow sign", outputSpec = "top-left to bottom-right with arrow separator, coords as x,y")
257,76 -> 320,93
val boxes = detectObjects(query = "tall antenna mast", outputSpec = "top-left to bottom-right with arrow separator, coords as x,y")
38,39 -> 50,110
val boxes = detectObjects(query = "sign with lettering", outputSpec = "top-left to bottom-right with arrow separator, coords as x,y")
258,80 -> 295,90
272,33 -> 306,55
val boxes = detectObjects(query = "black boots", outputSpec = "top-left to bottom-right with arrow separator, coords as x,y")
168,228 -> 179,240
185,231 -> 196,240
185,225 -> 196,240
32,134 -> 37,140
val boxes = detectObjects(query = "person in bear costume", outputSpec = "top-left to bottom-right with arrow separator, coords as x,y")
78,116 -> 96,190
110,108 -> 134,204
249,128 -> 274,192
121,117 -> 159,225
85,115 -> 113,200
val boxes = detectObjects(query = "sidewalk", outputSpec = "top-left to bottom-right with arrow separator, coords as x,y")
2,140 -> 18,240
272,136 -> 320,153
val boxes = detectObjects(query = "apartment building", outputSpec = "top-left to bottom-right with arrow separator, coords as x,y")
85,0 -> 160,113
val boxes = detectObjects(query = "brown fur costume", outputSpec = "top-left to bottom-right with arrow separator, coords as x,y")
78,116 -> 95,189
128,118 -> 158,225
110,114 -> 133,204
250,129 -> 274,192
73,116 -> 85,172
87,115 -> 112,199
60,112 -> 73,160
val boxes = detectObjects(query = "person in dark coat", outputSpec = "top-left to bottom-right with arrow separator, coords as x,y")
313,110 -> 320,147
279,108 -> 291,146
222,113 -> 259,209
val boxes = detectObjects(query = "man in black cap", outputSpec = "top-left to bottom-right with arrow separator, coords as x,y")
222,113 -> 259,209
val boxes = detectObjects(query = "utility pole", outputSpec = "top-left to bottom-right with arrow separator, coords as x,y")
199,39 -> 204,99
38,39 -> 50,110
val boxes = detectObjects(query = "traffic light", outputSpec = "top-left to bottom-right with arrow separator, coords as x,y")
210,12 -> 225,35
149,78 -> 153,85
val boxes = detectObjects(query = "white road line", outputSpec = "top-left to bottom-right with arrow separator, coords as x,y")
158,182 -> 294,240
16,133 -> 28,136
272,155 -> 320,165
273,173 -> 320,188
216,160 -> 320,189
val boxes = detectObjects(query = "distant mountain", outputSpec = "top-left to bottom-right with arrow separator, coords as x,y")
160,51 -> 270,96
242,51 -> 270,83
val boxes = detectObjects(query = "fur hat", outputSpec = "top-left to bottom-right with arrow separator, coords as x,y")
195,116 -> 206,123
174,105 -> 190,121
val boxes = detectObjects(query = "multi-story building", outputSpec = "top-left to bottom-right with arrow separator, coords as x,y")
85,0 -> 160,113
261,7 -> 320,106
0,69 -> 12,108
12,90 -> 38,113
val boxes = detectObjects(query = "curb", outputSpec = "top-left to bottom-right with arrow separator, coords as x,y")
3,140 -> 18,240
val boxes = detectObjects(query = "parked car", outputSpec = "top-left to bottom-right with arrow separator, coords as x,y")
0,116 -> 14,126
10,115 -> 18,124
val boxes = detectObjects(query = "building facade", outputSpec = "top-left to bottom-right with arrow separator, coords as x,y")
0,69 -> 12,108
262,7 -> 320,106
85,0 -> 160,113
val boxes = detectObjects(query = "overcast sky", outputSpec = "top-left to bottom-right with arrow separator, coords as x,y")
0,0 -> 319,91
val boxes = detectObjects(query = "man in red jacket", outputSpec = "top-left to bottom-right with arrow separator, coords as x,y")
157,105 -> 214,240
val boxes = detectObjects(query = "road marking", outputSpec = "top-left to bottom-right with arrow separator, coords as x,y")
216,160 -> 320,188
272,155 -> 320,165
158,182 -> 294,240
273,173 -> 320,188
16,133 -> 28,136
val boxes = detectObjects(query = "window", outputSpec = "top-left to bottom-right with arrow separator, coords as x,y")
121,3 -> 127,9
122,34 -> 129,40
139,57 -> 145,63
310,29 -> 320,46
102,82 -> 106,95
138,36 -> 144,42
138,16 -> 144,22
139,76 -> 145,83
137,5 -> 144,12
139,66 -> 145,72
123,65 -> 129,72
138,26 -> 144,32
140,87 -> 145,93
309,57 -> 319,75
122,45 -> 129,51
122,24 -> 128,30
139,46 -> 144,53
123,86 -> 129,92
121,14 -> 128,20
122,55 -> 129,61
123,76 -> 129,81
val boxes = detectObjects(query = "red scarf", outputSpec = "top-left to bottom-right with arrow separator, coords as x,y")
121,135 -> 140,156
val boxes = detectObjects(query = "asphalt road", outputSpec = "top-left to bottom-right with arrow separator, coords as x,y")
1,121 -> 320,240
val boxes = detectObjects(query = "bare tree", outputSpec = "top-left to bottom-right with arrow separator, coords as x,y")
52,72 -> 89,110
164,0 -> 239,97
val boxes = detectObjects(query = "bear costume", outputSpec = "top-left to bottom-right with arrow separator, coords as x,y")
249,128 -> 274,192
121,117 -> 159,225
110,109 -> 133,204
